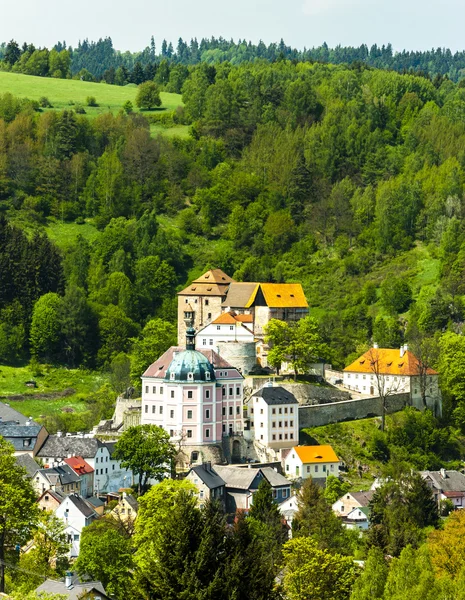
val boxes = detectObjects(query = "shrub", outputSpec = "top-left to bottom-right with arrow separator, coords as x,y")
39,96 -> 52,108
86,96 -> 98,107
122,100 -> 133,114
74,105 -> 86,114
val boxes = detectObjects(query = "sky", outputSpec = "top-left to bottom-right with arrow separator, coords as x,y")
1,0 -> 464,54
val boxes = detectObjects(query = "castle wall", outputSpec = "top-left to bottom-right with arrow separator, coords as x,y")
178,295 -> 223,344
216,341 -> 257,376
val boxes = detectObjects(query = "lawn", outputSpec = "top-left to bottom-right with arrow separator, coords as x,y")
0,364 -> 109,420
46,219 -> 102,249
0,71 -> 184,135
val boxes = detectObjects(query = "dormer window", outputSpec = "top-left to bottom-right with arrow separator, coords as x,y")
170,373 -> 175,381
205,372 -> 211,380
188,372 -> 194,381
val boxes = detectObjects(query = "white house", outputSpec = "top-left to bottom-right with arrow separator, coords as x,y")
332,490 -> 373,516
54,493 -> 98,557
421,469 -> 465,509
141,313 -> 244,451
278,492 -> 299,528
247,384 -> 299,450
195,311 -> 255,348
32,465 -> 81,497
282,445 -> 340,480
343,507 -> 370,530
343,345 -> 440,412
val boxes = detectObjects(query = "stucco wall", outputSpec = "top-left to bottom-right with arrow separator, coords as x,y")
298,393 -> 411,429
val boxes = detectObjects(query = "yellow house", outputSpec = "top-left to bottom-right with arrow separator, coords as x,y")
111,492 -> 138,522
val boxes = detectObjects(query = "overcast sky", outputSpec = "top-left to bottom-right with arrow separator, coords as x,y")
1,0 -> 464,53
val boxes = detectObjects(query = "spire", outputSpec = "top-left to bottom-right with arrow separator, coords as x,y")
184,309 -> 195,350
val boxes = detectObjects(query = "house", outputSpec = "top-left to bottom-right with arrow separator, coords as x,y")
111,492 -> 139,522
421,469 -> 465,509
214,465 -> 291,512
332,490 -> 374,516
177,268 -> 234,343
196,311 -> 255,348
32,464 -> 81,497
343,345 -> 441,412
282,445 -> 340,481
141,313 -> 244,459
0,402 -> 48,456
186,462 -> 226,508
343,507 -> 370,530
278,492 -> 299,527
86,496 -> 106,516
35,572 -> 111,599
63,456 -> 94,498
36,436 -> 135,494
55,493 -> 99,557
37,489 -> 66,512
15,453 -> 40,479
246,384 -> 299,450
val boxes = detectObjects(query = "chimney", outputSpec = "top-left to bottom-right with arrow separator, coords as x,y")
400,346 -> 405,358
57,431 -> 63,438
404,344 -> 408,353
65,572 -> 73,588
440,468 -> 447,479
373,342 -> 379,349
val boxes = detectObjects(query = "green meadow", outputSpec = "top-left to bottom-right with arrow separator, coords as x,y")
0,71 -> 187,137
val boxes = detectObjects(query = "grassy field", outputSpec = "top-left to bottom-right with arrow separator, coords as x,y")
0,71 -> 188,137
0,364 -> 109,420
46,219 -> 102,249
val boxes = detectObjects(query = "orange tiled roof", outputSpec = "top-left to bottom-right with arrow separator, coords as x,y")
344,348 -> 438,376
245,283 -> 308,309
212,311 -> 253,325
293,445 -> 340,464
234,314 -> 253,323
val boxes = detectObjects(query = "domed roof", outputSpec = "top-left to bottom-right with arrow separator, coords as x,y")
164,349 -> 216,383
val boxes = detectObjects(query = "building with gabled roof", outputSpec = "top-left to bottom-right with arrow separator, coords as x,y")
332,490 -> 374,516
343,344 -> 441,412
421,469 -> 465,509
35,574 -> 111,600
37,488 -> 66,512
63,456 -> 94,498
186,462 -> 226,508
0,403 -> 48,457
55,493 -> 99,557
282,445 -> 340,481
32,464 -> 82,497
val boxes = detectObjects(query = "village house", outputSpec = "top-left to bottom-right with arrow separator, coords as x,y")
36,436 -> 135,494
0,402 -> 48,457
332,490 -> 374,516
246,384 -> 299,451
343,507 -> 370,530
214,465 -> 291,512
111,492 -> 139,522
186,462 -> 226,508
15,453 -> 40,479
62,456 -> 94,498
278,492 -> 299,527
421,469 -> 465,509
282,445 -> 340,481
195,311 -> 255,348
35,572 -> 111,600
32,464 -> 81,497
343,345 -> 441,412
141,312 -> 244,460
55,493 -> 99,557
37,489 -> 66,512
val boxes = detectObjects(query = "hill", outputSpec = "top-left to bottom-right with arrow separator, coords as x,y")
0,71 -> 187,136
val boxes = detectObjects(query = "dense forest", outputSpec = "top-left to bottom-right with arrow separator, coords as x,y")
2,59 -> 465,399
1,36 -> 465,83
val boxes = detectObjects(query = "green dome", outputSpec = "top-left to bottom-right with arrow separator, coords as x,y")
164,350 -> 216,383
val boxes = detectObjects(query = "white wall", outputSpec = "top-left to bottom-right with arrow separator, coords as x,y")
249,397 -> 298,449
283,451 -> 339,479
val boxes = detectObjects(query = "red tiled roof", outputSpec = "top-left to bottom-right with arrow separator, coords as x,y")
64,456 -> 94,475
143,347 -> 240,378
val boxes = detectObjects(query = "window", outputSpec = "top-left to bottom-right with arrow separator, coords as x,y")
159,406 -> 163,415
229,406 -> 233,416
290,407 -> 293,414
145,405 -> 148,413
160,387 -> 163,394
230,326 -> 234,330
260,422 -> 263,428
188,372 -> 193,381
222,387 -> 226,397
145,386 -> 148,393
236,406 -> 240,414
229,388 -> 233,396
279,408 -> 282,414
222,407 -> 226,416
112,464 -> 115,470
323,465 -> 327,472
187,430 -> 193,438
208,313 -> 211,320
45,495 -> 49,500
188,391 -> 193,399
206,390 -> 210,399
209,339 -> 213,346
260,435 -> 263,440
284,421 -> 288,427
260,408 -> 263,414
170,430 -> 174,437
170,373 -> 175,381
272,434 -> 276,440
187,410 -> 193,419
286,464 -> 289,472
205,299 -> 209,306
290,433 -> 294,439
152,405 -> 156,414
307,466 -> 310,473
283,489 -> 288,498
105,468 -> 108,474
315,465 -> 319,473
205,372 -> 210,381
236,387 -> 240,395
74,534 -> 80,541
341,505 -> 344,512
272,422 -> 276,428
170,410 -> 174,418
217,326 -> 221,330
200,490 -> 204,498
202,339 -> 206,346
284,407 -> 288,414
206,409 -> 210,419
23,439 -> 30,447
330,464 -> 334,471
279,421 -> 282,427
192,452 -> 199,461
152,386 -> 156,394
290,420 -> 293,427
171,390 -> 175,398
205,428 -> 210,438
279,434 -> 283,440
223,424 -> 226,433
284,433 -> 288,440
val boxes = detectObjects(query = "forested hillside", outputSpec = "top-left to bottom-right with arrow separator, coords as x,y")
1,60 -> 465,387
1,37 -> 465,83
